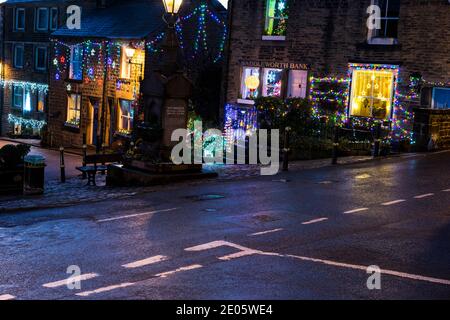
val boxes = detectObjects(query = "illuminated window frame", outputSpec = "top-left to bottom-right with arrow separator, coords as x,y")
263,0 -> 288,40
348,63 -> 399,120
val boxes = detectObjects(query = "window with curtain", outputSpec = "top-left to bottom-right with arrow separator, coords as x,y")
262,68 -> 283,97
117,100 -> 133,133
240,67 -> 260,100
69,45 -> 83,80
67,94 -> 81,126
37,91 -> 46,112
264,0 -> 288,37
350,69 -> 395,120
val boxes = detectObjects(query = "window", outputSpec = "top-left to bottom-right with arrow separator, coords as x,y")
66,94 -> 81,127
349,69 -> 395,120
35,8 -> 49,31
287,70 -> 308,98
13,44 -> 24,68
262,68 -> 283,97
13,86 -> 24,109
368,0 -> 400,44
50,8 -> 58,30
37,91 -> 46,112
35,47 -> 47,71
69,45 -> 83,80
240,67 -> 260,100
117,100 -> 134,133
14,8 -> 25,31
432,88 -> 450,110
120,47 -> 132,79
264,0 -> 288,39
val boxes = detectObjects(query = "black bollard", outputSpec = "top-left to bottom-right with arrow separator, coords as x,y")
283,127 -> 291,172
332,125 -> 339,165
373,123 -> 382,158
82,134 -> 87,179
59,146 -> 66,183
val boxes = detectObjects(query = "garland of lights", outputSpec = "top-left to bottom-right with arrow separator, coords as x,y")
0,80 -> 48,93
8,114 -> 46,130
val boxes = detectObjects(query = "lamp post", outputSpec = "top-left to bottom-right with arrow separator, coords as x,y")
125,42 -> 143,81
160,0 -> 183,76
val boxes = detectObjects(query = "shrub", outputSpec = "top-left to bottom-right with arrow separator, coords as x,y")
0,144 -> 31,169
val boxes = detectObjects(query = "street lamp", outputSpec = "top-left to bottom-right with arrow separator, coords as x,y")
162,0 -> 183,15
125,43 -> 136,62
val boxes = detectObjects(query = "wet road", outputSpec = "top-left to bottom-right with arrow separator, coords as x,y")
0,151 -> 449,300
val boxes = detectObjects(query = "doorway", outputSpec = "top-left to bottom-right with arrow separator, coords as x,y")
87,99 -> 100,146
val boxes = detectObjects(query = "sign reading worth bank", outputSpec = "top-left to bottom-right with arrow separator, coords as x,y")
240,60 -> 309,70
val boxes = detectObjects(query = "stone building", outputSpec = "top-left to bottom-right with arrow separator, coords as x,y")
0,0 -> 93,139
223,0 -> 450,148
47,0 -> 227,148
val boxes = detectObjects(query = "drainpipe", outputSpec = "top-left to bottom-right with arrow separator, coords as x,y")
100,40 -> 109,150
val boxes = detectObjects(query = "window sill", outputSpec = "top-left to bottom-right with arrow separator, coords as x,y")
262,35 -> 286,41
367,37 -> 398,45
237,99 -> 255,105
63,122 -> 80,133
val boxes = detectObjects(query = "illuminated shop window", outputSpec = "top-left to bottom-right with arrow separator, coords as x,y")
432,88 -> 450,110
350,69 -> 395,120
240,67 -> 260,100
69,45 -> 83,80
264,0 -> 288,37
117,99 -> 134,133
66,93 -> 81,127
287,70 -> 308,98
262,68 -> 283,97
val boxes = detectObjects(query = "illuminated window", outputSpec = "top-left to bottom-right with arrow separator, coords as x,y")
67,94 -> 81,126
264,0 -> 288,37
35,8 -> 49,31
120,47 -> 131,79
37,91 -> 45,112
240,67 -> 260,100
350,69 -> 395,120
432,88 -> 450,110
117,100 -> 133,133
69,45 -> 83,80
287,70 -> 308,98
262,68 -> 283,97
368,0 -> 400,44
23,89 -> 33,113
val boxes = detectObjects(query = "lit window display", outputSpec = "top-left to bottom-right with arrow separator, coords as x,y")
240,67 -> 260,100
69,45 -> 83,80
117,99 -> 134,133
350,69 -> 395,120
262,68 -> 283,97
66,93 -> 81,127
287,70 -> 308,98
264,0 -> 288,37
432,88 -> 450,109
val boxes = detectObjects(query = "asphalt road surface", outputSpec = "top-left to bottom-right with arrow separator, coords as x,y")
0,151 -> 449,300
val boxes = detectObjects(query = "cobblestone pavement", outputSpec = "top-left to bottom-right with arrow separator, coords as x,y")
0,155 -> 379,213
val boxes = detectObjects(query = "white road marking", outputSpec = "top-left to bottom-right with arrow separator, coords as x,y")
185,240 -> 261,261
43,273 -> 99,288
97,208 -> 178,223
122,255 -> 168,269
344,208 -> 369,214
443,189 -> 450,192
302,218 -> 329,225
76,282 -> 135,297
249,228 -> 283,236
0,294 -> 15,300
186,240 -> 450,286
414,193 -> 434,199
155,264 -> 203,278
382,199 -> 406,206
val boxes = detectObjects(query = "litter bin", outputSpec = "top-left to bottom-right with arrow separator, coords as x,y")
23,155 -> 46,195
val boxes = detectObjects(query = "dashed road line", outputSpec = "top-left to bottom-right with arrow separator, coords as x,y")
382,199 -> 406,206
249,228 -> 283,236
76,282 -> 135,297
97,208 -> 179,223
155,264 -> 203,278
122,255 -> 168,269
0,294 -> 15,300
414,193 -> 434,199
443,189 -> 450,192
43,273 -> 99,288
302,218 -> 328,225
344,208 -> 369,214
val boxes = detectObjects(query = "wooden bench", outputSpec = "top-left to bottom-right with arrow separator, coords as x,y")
76,153 -> 123,186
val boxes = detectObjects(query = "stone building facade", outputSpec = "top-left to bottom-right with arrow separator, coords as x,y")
224,0 -> 450,146
0,0 -> 94,138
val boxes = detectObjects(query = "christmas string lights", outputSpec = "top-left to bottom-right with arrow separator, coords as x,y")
0,80 -> 48,94
7,114 -> 46,130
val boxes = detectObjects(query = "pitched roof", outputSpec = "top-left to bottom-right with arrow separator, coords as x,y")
51,0 -> 226,40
